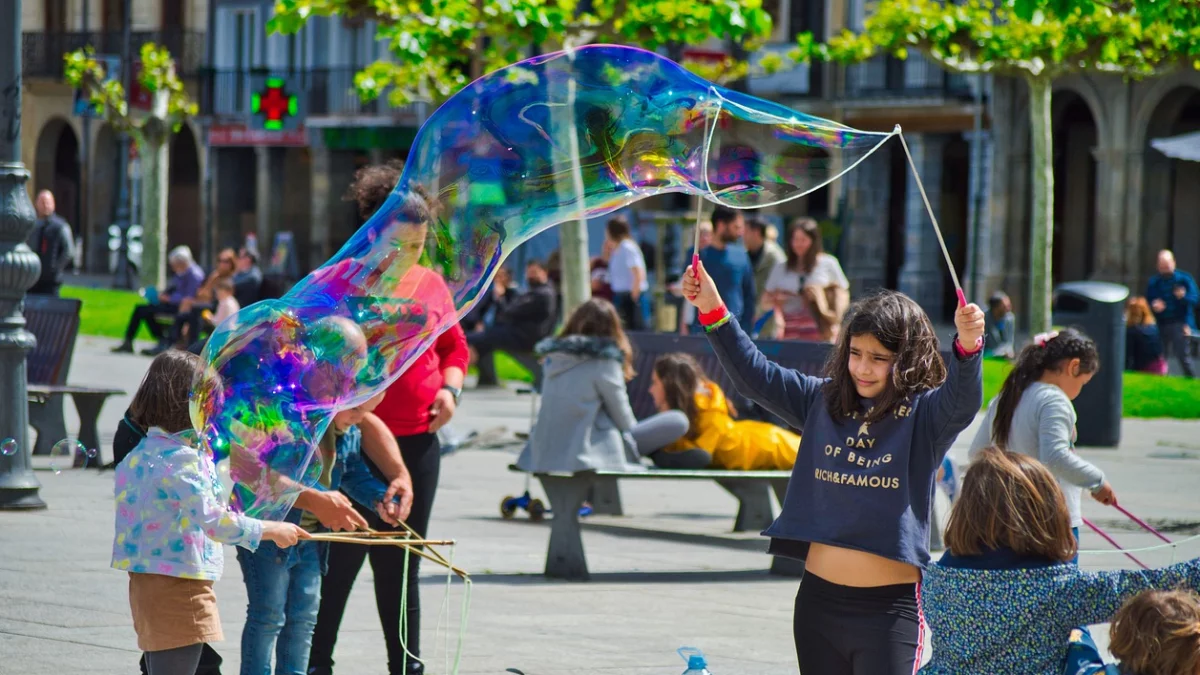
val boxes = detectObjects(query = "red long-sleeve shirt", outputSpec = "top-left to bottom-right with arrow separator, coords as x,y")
375,321 -> 468,436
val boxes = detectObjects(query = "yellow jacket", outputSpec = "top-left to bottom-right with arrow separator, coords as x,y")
664,382 -> 800,470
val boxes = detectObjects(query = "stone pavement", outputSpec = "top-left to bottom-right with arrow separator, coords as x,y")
2,335 -> 1200,674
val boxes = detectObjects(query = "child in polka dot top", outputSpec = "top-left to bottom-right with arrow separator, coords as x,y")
112,351 -> 307,672
920,448 -> 1200,675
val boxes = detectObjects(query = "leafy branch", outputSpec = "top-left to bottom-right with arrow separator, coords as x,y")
63,42 -> 198,137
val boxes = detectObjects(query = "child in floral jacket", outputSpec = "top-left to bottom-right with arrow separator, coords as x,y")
113,351 -> 306,675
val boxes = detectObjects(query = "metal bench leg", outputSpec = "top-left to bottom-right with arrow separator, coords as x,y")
769,478 -> 790,509
71,394 -> 110,469
587,476 -> 623,516
538,474 -> 593,581
770,556 -> 806,577
716,479 -> 774,533
27,395 -> 68,456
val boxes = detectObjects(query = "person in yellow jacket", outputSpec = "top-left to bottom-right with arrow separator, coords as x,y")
647,352 -> 799,470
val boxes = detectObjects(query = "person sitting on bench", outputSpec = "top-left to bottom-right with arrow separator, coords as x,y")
648,352 -> 800,470
467,259 -> 557,386
515,298 -> 687,474
112,246 -> 205,356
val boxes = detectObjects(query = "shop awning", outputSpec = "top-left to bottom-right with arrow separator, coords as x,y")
1151,130 -> 1200,162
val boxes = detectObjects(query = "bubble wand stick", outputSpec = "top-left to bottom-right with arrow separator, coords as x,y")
896,127 -> 968,309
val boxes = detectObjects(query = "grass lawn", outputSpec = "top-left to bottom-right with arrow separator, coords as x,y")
484,351 -> 1200,420
61,285 -> 154,342
980,357 -> 1200,419
63,285 -> 1199,419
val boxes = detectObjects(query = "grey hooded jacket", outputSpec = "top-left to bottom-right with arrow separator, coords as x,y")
515,335 -> 643,474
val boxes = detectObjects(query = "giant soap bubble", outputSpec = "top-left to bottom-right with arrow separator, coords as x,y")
192,44 -> 893,519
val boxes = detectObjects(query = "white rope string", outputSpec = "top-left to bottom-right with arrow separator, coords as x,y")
895,127 -> 964,300
1078,531 -> 1200,557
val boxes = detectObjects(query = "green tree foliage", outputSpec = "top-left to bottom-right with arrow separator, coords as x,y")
65,43 -> 198,290
269,0 -> 775,106
792,0 -> 1200,333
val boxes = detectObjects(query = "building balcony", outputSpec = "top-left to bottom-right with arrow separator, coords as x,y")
843,53 -> 973,101
22,30 -> 207,79
200,68 -> 415,121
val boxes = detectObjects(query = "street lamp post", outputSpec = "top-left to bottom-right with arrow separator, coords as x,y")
0,0 -> 48,510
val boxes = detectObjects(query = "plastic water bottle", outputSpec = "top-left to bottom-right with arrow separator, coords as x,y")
677,647 -> 712,675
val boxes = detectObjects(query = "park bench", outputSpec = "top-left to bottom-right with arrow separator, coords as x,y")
514,332 -> 832,580
514,331 -> 959,581
24,296 -> 125,467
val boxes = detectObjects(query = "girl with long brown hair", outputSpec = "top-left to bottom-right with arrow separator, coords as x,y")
684,253 -> 986,675
921,447 -> 1200,675
648,352 -> 799,470
763,217 -> 849,342
515,298 -> 688,473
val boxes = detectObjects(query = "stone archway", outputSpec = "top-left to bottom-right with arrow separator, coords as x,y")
168,125 -> 203,258
1140,86 -> 1200,282
33,118 -> 81,251
1051,91 -> 1099,286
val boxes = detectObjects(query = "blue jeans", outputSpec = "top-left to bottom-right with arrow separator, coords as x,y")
1072,527 -> 1080,565
237,540 -> 323,675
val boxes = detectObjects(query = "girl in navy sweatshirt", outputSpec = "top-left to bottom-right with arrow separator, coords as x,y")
682,263 -> 985,675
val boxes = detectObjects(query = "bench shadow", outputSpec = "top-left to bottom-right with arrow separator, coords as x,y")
459,568 -> 780,585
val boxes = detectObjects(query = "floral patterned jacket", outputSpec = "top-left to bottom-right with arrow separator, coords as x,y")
919,556 -> 1200,675
112,428 -> 263,580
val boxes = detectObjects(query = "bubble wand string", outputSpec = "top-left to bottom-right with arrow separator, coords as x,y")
896,126 -> 967,309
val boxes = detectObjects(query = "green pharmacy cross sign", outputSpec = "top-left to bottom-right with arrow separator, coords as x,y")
251,77 -> 299,131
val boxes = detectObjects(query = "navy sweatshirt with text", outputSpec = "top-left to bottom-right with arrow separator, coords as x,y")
706,320 -> 983,569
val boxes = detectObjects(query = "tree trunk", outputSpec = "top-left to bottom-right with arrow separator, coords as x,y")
139,118 -> 170,290
1027,75 -> 1054,334
559,51 -> 592,317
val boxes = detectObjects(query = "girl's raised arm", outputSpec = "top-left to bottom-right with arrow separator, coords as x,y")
686,260 -> 823,429
707,319 -> 824,430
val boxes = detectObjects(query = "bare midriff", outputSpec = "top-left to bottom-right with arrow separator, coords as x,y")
804,542 -> 920,587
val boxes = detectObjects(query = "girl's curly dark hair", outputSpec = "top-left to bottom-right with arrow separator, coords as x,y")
823,289 -> 945,423
343,160 -> 435,224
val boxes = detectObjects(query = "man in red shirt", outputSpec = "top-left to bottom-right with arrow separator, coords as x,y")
309,163 -> 468,675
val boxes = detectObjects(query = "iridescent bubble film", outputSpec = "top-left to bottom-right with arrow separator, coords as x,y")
192,44 -> 893,519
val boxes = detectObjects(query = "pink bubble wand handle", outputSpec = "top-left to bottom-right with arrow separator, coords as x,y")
1083,517 -> 1150,570
1114,504 -> 1172,544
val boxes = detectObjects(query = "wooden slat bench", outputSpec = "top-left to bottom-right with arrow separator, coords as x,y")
513,332 -> 957,581
24,296 -> 125,467
522,468 -> 803,581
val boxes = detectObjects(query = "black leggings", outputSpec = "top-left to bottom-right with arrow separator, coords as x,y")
309,432 -> 441,675
793,572 -> 923,675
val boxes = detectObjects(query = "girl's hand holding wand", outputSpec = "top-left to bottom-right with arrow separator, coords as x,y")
954,302 -> 986,352
262,522 -> 311,548
682,261 -> 723,314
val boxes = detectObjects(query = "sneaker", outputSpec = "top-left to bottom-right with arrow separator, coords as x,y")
111,341 -> 134,353
141,341 -> 170,357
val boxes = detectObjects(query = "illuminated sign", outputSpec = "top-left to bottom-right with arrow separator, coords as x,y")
251,77 -> 299,131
